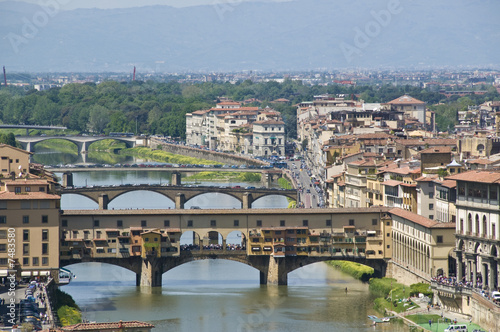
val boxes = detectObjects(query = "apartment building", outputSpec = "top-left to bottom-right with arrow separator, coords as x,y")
186,101 -> 285,155
0,145 -> 61,281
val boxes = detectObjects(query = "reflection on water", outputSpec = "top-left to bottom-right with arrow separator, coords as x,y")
62,262 -> 408,332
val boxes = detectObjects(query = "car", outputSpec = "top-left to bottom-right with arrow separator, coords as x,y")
245,186 -> 255,189
190,206 -> 201,209
492,291 -> 500,301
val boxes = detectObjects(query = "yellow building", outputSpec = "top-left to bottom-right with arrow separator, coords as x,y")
0,176 -> 61,281
141,230 -> 162,258
0,144 -> 31,178
390,208 -> 456,284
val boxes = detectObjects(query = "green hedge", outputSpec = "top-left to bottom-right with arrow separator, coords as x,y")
54,289 -> 81,326
327,261 -> 375,282
57,305 -> 82,326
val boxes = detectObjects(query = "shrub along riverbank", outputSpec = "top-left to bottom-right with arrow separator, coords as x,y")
120,147 -> 222,166
54,289 -> 81,326
184,171 -> 261,182
326,262 -> 433,315
326,261 -> 374,282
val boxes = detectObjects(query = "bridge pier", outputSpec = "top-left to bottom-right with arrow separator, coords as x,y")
171,172 -> 181,186
137,257 -> 163,287
242,193 -> 253,209
99,194 -> 109,210
255,256 -> 288,285
175,193 -> 185,209
62,172 -> 73,188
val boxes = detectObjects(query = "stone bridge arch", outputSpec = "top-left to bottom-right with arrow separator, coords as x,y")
60,257 -> 143,275
18,136 -> 136,154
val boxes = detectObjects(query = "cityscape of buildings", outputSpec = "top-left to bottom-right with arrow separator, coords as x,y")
1,67 -> 500,330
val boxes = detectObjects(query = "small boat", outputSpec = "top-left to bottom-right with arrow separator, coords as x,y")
368,315 -> 383,323
368,315 -> 393,323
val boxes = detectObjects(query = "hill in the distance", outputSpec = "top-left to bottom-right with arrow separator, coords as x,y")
0,0 -> 499,72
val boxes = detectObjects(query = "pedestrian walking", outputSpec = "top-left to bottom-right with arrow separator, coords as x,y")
428,319 -> 432,327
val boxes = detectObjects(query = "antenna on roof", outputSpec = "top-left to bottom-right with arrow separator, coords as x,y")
3,66 -> 6,87
133,66 -> 136,81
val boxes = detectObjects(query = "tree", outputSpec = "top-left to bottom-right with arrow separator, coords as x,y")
87,105 -> 110,133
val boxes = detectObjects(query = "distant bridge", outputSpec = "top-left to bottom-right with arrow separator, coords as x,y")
16,135 -> 141,154
60,184 -> 298,209
0,124 -> 67,135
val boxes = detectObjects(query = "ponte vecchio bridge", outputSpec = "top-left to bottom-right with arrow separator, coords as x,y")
59,207 -> 392,287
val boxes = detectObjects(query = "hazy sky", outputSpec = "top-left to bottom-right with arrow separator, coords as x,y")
2,0 -> 290,10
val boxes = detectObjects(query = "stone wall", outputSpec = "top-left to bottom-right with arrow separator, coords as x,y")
390,261 -> 430,285
470,292 -> 500,332
150,139 -> 266,166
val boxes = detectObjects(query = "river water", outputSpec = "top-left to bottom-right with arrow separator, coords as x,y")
38,147 -> 409,331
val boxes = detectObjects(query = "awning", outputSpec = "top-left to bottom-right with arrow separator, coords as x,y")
0,270 -> 8,277
32,271 -> 39,276
40,271 -> 51,276
21,271 -> 31,277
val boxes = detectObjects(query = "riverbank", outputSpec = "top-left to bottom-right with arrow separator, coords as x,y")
120,146 -> 222,166
184,171 -> 261,182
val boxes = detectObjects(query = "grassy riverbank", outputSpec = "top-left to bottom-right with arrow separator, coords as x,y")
184,171 -> 261,182
121,147 -> 222,165
88,139 -> 127,151
326,260 -> 375,282
370,278 -> 432,314
33,139 -> 78,155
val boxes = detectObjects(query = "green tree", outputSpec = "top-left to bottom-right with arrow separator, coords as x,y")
87,105 -> 111,133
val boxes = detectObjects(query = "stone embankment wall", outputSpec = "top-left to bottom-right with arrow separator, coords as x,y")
470,292 -> 500,332
391,261 -> 500,331
390,261 -> 430,285
150,139 -> 266,166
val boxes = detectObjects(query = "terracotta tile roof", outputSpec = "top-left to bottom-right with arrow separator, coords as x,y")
191,110 -> 210,115
466,158 -> 494,165
438,180 -> 457,189
390,208 -> 456,229
385,167 -> 413,175
253,120 -> 285,125
386,95 -> 426,105
420,146 -> 453,154
0,191 -> 60,200
395,138 -> 457,146
416,175 -> 438,182
3,179 -> 50,185
383,180 -> 402,187
400,183 -> 416,188
60,321 -> 154,331
356,133 -> 393,140
446,170 -> 500,183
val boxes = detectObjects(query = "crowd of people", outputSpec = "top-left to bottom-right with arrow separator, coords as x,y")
432,274 -> 500,305
180,244 -> 245,251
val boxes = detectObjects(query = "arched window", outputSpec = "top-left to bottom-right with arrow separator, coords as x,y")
468,213 -> 472,235
483,215 -> 487,238
475,214 -> 480,236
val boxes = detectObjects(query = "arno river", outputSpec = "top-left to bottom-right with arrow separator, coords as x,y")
37,148 -> 409,331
